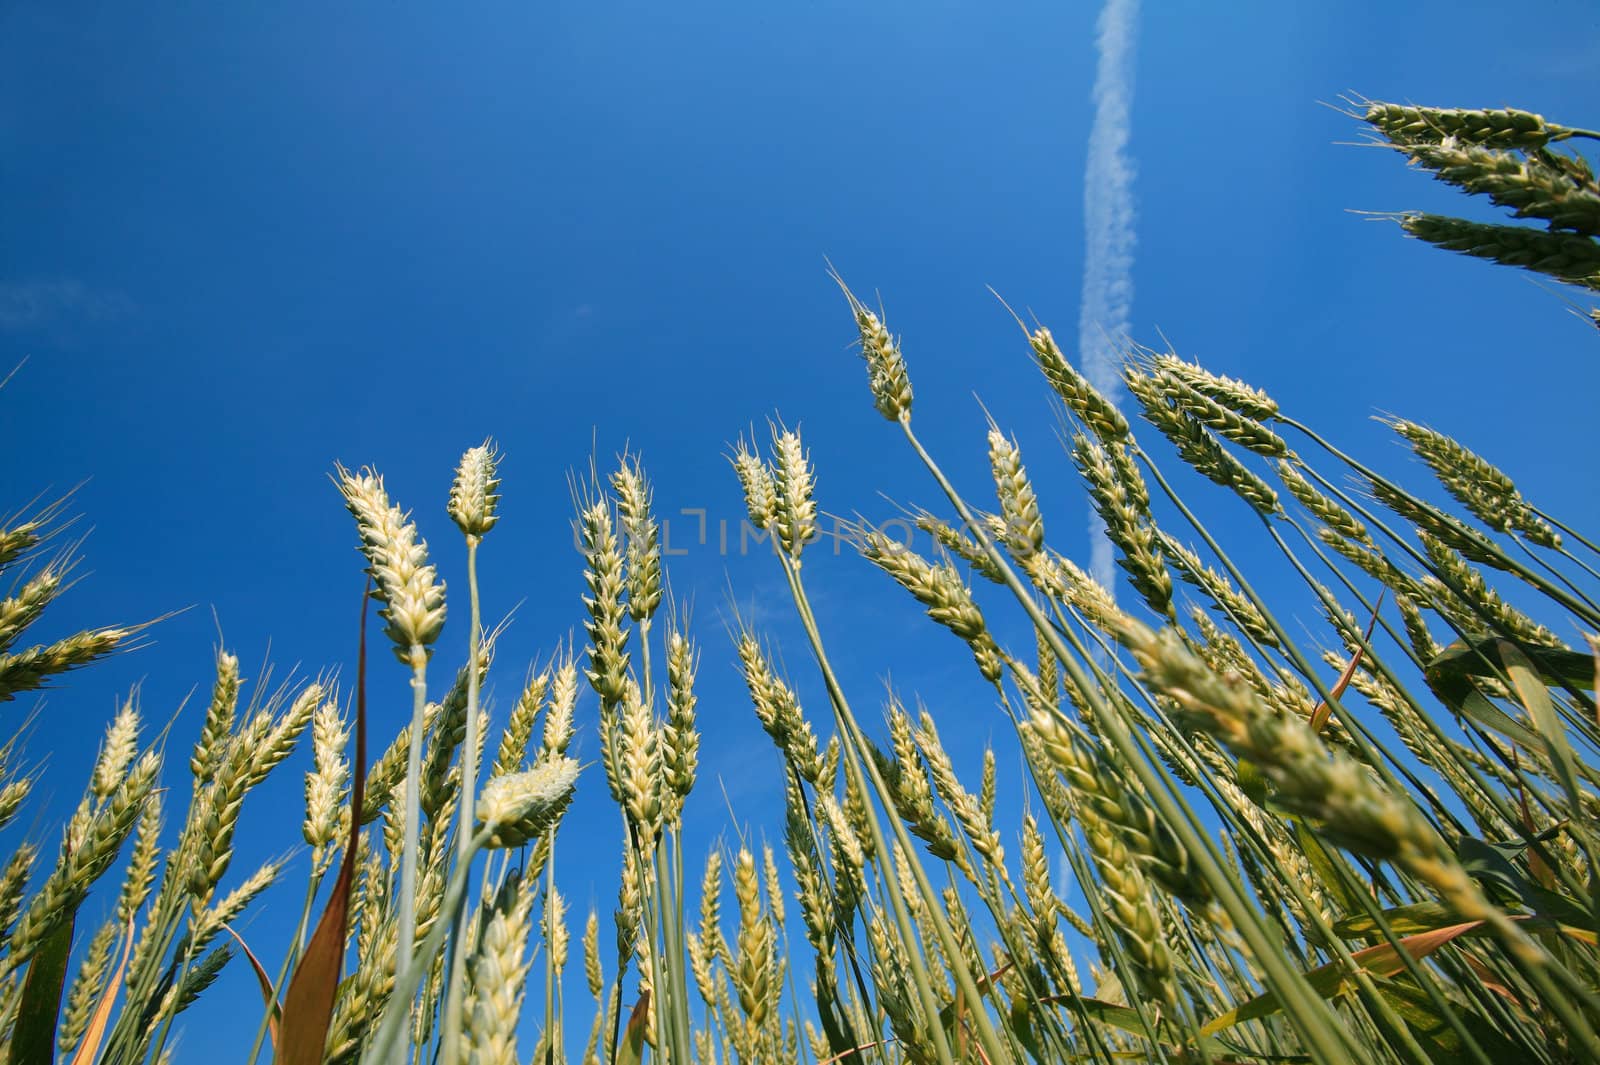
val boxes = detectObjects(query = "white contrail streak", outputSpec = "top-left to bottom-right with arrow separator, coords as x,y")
1077,0 -> 1139,593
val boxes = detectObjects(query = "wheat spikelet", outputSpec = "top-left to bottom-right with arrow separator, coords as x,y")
0,517 -> 47,571
760,844 -> 786,932
189,650 -> 240,783
540,657 -> 579,760
1387,417 -> 1560,546
1127,369 -> 1281,515
835,275 -> 914,422
661,627 -> 699,826
1401,139 -> 1600,237
0,563 -> 64,656
1277,461 -> 1372,544
1366,101 -> 1572,149
737,631 -> 824,783
579,496 -> 631,714
1151,352 -> 1279,421
1072,433 -> 1173,616
363,701 -> 439,824
0,775 -> 27,835
336,465 -> 447,665
1153,368 -> 1288,457
730,846 -> 781,1058
89,697 -> 140,800
189,684 -> 317,911
477,755 -> 580,849
1317,526 -> 1431,604
462,873 -> 537,1065
1027,712 -> 1209,907
865,911 -> 936,1062
914,712 -> 1005,875
421,639 -> 494,820
730,438 -> 778,532
0,845 -> 36,953
814,793 -> 868,912
491,669 -> 546,779
858,528 -> 1003,682
782,778 -> 834,953
876,701 -> 965,869
191,859 -> 282,954
10,749 -> 157,963
1402,213 -> 1600,290
1162,536 -> 1277,649
612,455 -> 663,623
1122,618 -> 1530,953
1029,326 -> 1128,441
115,791 -> 162,926
303,697 -> 349,867
1417,531 -> 1564,647
0,626 -> 129,703
448,438 -> 502,540
689,850 -> 724,1006
616,681 -> 664,839
771,427 -> 818,560
57,918 -> 118,1057
987,426 -> 1044,560
912,510 -> 1008,584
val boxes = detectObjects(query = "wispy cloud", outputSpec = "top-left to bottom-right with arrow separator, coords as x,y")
0,280 -> 133,331
1077,0 -> 1139,592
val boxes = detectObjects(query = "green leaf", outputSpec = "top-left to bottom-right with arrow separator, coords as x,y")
1377,978 -> 1526,1065
1292,821 -> 1365,916
13,913 -> 75,1065
1427,636 -> 1594,692
1424,640 -> 1552,749
1062,996 -> 1147,1038
1237,758 -> 1268,805
1457,836 -> 1536,905
1499,641 -> 1587,819
1334,902 -> 1458,939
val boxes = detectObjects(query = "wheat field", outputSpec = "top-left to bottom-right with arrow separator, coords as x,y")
2,99 -> 1600,1065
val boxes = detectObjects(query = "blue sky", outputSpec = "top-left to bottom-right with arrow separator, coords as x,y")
3,1 -> 1599,1058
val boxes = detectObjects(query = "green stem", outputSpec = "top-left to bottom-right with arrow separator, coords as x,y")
779,551 -> 997,1065
440,537 -> 485,1063
394,650 -> 431,1052
899,415 -> 1361,1065
545,844 -> 558,1061
363,826 -> 493,1065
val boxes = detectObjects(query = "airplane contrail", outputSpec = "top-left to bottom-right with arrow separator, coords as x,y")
1077,0 -> 1139,593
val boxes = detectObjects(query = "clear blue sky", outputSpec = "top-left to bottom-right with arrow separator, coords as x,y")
3,1 -> 1598,1058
